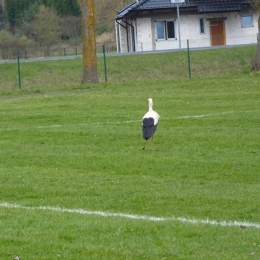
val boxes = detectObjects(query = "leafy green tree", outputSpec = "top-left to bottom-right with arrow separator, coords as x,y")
20,1 -> 41,22
0,3 -> 5,30
4,0 -> 81,33
5,0 -> 17,32
67,0 -> 81,16
60,15 -> 81,41
0,29 -> 35,59
42,0 -> 81,16
94,0 -> 129,34
0,30 -> 14,58
16,1 -> 41,37
31,5 -> 60,54
5,0 -> 39,32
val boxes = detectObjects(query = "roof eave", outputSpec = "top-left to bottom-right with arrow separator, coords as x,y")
198,9 -> 242,14
115,5 -> 198,20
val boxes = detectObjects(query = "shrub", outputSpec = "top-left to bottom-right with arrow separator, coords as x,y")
0,30 -> 36,59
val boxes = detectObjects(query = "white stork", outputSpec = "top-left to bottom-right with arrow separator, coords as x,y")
142,98 -> 160,150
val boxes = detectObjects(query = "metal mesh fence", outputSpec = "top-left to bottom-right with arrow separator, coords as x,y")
0,46 -> 83,60
0,35 -> 257,60
120,34 -> 258,53
0,43 -> 117,60
0,35 -> 258,92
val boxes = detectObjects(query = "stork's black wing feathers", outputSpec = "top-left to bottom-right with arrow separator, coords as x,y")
142,117 -> 157,140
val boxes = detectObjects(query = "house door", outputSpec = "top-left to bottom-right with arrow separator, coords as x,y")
210,21 -> 226,46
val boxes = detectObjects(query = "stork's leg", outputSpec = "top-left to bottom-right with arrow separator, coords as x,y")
152,135 -> 155,151
142,140 -> 147,150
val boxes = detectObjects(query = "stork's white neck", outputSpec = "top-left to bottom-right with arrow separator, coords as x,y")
148,98 -> 153,111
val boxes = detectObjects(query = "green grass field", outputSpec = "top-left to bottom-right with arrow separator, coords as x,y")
0,47 -> 260,259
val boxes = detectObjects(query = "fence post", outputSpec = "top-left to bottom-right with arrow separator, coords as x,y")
187,39 -> 191,78
17,50 -> 22,89
103,45 -> 108,82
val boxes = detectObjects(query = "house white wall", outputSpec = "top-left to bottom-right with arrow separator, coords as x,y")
136,18 -> 153,51
117,22 -> 128,53
224,12 -> 259,45
117,10 -> 259,53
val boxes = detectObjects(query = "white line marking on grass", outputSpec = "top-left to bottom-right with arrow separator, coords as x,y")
2,110 -> 259,131
1,202 -> 260,229
170,109 -> 260,120
34,109 -> 260,129
35,120 -> 141,129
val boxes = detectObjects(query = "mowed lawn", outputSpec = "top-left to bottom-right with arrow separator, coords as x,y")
0,74 -> 260,259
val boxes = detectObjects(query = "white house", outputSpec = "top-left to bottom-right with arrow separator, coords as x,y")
115,0 -> 259,53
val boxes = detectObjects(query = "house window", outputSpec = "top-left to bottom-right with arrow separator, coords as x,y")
156,21 -> 165,40
199,18 -> 205,34
156,20 -> 175,40
241,15 -> 253,27
167,21 -> 175,39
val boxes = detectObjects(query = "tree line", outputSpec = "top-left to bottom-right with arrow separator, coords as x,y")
2,0 -> 81,31
0,0 -> 81,58
0,0 -> 130,58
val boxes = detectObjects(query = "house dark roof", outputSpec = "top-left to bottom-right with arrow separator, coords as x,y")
116,0 -> 251,20
193,0 -> 249,13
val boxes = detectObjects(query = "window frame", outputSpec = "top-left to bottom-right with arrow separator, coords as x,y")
199,18 -> 205,34
155,21 -> 166,40
241,15 -> 253,28
155,20 -> 176,40
166,20 -> 176,39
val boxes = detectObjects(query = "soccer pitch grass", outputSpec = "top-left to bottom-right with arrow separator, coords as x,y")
0,75 -> 259,259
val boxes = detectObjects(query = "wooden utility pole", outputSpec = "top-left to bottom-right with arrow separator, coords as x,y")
79,0 -> 98,83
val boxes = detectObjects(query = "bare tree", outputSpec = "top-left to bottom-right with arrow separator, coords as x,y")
79,0 -> 98,84
252,0 -> 260,70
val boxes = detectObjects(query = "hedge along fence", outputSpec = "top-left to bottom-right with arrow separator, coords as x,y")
0,42 -> 257,92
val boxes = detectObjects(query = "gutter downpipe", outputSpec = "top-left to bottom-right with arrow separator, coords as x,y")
116,19 -> 129,52
115,21 -> 121,53
123,19 -> 136,52
177,3 -> 181,50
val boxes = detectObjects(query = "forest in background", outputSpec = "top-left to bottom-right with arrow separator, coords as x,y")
0,0 -> 130,58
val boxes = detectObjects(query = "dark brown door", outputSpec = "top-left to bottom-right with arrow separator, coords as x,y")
210,21 -> 226,46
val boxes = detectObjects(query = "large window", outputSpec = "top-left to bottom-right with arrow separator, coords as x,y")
156,20 -> 175,40
241,15 -> 253,27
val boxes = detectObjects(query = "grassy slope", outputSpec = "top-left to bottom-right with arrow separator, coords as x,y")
0,46 -> 258,94
0,47 -> 260,259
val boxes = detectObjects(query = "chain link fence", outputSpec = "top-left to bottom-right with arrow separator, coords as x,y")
0,43 -> 118,60
0,35 -> 257,60
119,34 -> 258,53
0,35 -> 258,92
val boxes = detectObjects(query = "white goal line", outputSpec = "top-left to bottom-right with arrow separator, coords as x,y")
1,202 -> 260,229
